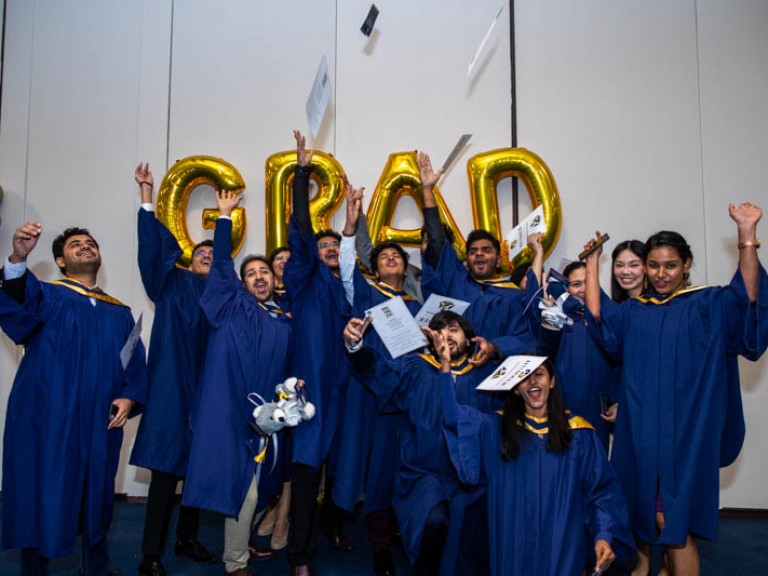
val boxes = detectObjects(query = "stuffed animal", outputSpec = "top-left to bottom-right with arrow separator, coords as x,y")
249,377 -> 315,437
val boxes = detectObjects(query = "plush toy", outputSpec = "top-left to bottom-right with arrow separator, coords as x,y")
249,377 -> 315,437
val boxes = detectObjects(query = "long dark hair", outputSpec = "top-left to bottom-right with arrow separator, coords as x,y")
610,240 -> 646,302
500,358 -> 572,460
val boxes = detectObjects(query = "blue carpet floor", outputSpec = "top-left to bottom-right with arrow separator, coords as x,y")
1,500 -> 767,574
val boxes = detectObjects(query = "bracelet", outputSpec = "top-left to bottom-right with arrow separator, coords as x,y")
738,239 -> 760,249
139,182 -> 153,188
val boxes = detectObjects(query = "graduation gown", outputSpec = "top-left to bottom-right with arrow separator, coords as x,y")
333,271 -> 421,512
130,208 -> 209,477
283,217 -> 350,470
552,298 -> 615,449
421,240 -> 537,355
348,347 -> 501,574
441,384 -> 633,576
588,267 -> 768,545
182,218 -> 292,517
0,273 -> 146,557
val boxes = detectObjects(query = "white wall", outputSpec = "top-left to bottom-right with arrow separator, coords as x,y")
0,0 -> 766,507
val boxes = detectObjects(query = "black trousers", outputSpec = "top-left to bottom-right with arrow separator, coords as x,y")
286,463 -> 348,566
141,470 -> 200,558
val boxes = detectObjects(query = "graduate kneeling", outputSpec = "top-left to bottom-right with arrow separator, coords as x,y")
440,352 -> 636,576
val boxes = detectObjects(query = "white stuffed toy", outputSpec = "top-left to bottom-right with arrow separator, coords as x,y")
249,377 -> 315,437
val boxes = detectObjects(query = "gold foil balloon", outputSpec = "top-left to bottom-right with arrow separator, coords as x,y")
366,151 -> 465,260
264,150 -> 346,255
156,156 -> 246,267
467,148 -> 561,271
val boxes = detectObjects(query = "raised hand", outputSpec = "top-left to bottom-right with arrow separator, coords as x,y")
344,317 -> 367,348
294,130 -> 314,167
729,202 -> 762,230
417,151 -> 444,191
583,231 -> 604,262
342,176 -> 365,235
215,189 -> 242,217
10,221 -> 43,263
135,162 -> 154,203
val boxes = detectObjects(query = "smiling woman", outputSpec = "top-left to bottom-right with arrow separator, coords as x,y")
440,357 -> 635,575
583,203 -> 768,575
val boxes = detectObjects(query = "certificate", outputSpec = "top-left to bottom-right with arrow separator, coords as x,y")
305,55 -> 333,137
506,205 -> 547,261
367,296 -> 429,359
476,355 -> 547,391
414,293 -> 471,326
120,312 -> 143,370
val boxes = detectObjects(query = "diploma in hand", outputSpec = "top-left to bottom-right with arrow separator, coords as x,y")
366,296 -> 429,359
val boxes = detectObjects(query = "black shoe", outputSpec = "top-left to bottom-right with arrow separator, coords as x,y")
373,548 -> 396,576
320,524 -> 355,551
138,558 -> 166,576
174,538 -> 217,563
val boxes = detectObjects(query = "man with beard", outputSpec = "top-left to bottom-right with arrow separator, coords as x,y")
343,311 -> 501,576
182,190 -> 292,576
1,221 -> 146,576
129,163 -> 217,576
283,130 -> 352,576
417,152 -> 542,362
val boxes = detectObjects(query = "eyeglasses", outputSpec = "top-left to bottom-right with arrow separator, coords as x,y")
317,241 -> 340,250
194,249 -> 213,258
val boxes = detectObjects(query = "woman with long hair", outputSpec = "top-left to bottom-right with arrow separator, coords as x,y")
610,240 -> 646,303
440,351 -> 635,575
584,203 -> 767,575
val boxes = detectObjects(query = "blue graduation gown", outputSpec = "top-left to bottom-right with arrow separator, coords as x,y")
442,392 -> 633,576
588,268 -> 768,545
552,299 -> 615,450
181,218 -> 292,517
283,217 -> 350,470
130,208 -> 209,477
0,273 -> 146,557
421,240 -> 537,355
333,271 -> 422,512
348,348 -> 501,574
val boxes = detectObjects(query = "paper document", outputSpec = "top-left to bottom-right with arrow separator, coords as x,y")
415,294 -> 470,326
120,313 -> 143,370
367,296 -> 428,358
306,56 -> 333,137
467,5 -> 504,77
476,355 -> 547,391
506,205 -> 547,261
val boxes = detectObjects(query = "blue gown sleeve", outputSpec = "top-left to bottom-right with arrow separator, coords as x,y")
720,265 -> 768,360
578,430 -> 633,548
0,271 -> 46,344
346,346 -> 409,412
137,208 -> 183,302
440,372 -> 487,486
199,218 -> 244,329
584,291 -> 624,362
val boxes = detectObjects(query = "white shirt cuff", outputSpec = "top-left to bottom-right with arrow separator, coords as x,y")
3,258 -> 28,280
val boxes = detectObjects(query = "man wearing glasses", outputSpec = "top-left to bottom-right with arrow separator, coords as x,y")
130,163 -> 217,576
283,131 -> 353,576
